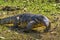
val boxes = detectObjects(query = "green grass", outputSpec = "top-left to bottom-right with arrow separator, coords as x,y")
0,0 -> 60,40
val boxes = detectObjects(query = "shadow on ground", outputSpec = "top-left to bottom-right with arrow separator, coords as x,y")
8,26 -> 43,39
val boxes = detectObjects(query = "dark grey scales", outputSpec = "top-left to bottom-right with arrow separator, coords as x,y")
0,13 -> 51,32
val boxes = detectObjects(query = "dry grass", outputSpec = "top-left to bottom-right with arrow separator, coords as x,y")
0,11 -> 60,40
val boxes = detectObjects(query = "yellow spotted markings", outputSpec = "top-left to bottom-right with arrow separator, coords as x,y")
3,24 -> 14,27
3,22 -> 46,32
32,23 -> 46,32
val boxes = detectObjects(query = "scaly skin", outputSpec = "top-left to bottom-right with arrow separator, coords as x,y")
0,13 -> 51,32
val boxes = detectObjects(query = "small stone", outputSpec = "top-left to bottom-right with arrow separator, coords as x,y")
15,32 -> 18,34
50,31 -> 57,36
0,36 -> 5,39
36,39 -> 40,40
3,12 -> 6,15
7,30 -> 11,32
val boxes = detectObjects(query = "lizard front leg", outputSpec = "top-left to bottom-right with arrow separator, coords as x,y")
23,20 -> 36,32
